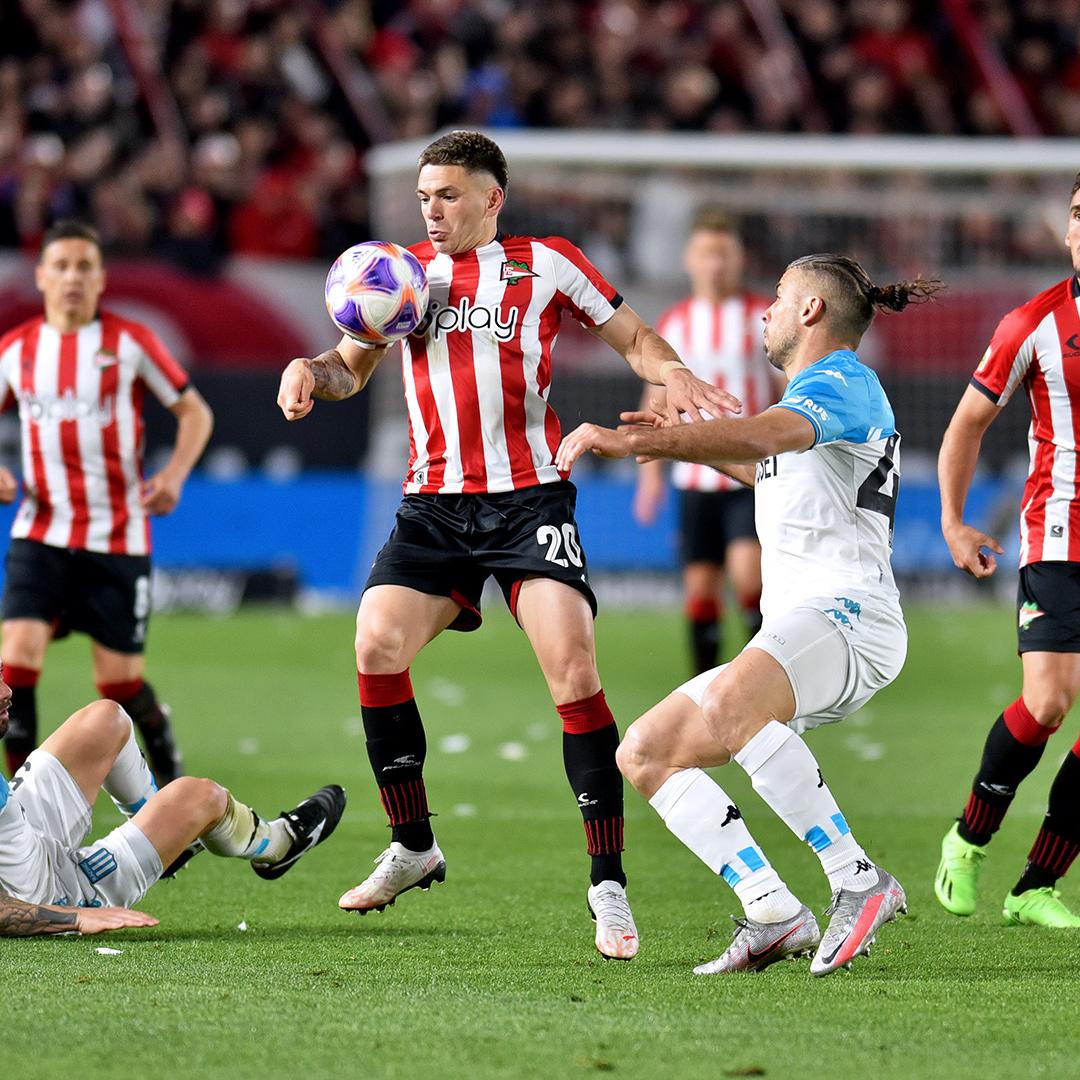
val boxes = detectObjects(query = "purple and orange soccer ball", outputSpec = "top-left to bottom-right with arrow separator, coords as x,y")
324,241 -> 429,345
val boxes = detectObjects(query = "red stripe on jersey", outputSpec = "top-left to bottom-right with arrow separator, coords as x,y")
123,319 -> 189,391
1023,365 -> 1054,563
410,333 -> 448,493
537,297 -> 564,472
444,251 -> 488,493
98,316 -> 128,552
498,237 -> 540,487
57,331 -> 90,548
21,321 -> 51,543
1051,301 -> 1080,560
711,301 -> 723,353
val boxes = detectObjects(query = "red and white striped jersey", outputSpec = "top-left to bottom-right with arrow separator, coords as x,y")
656,294 -> 775,492
401,233 -> 622,495
971,275 -> 1080,565
0,310 -> 189,556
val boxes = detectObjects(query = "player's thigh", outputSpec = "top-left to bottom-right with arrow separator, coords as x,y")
91,642 -> 145,685
39,700 -> 131,802
724,537 -> 762,596
515,577 -> 601,703
7,746 -> 94,852
678,490 -> 728,568
1,618 -> 52,668
355,584 -> 462,668
619,684 -> 734,796
130,777 -> 226,869
1020,652 -> 1080,726
73,551 -> 152,655
1017,562 -> 1080,722
76,819 -> 164,908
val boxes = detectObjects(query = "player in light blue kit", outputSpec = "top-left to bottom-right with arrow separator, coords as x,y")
558,254 -> 943,976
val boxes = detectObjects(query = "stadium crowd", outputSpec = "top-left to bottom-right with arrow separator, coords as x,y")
1,0 -> 1079,269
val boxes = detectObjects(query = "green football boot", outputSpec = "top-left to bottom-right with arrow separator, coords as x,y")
1003,887 -> 1080,927
934,822 -> 987,916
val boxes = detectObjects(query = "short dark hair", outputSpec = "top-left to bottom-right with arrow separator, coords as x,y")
1071,172 -> 1080,200
40,219 -> 102,258
689,206 -> 740,238
786,253 -> 945,342
418,130 -> 508,193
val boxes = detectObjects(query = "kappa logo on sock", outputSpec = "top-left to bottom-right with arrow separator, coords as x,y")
721,804 -> 742,827
577,792 -> 599,808
853,858 -> 874,875
382,755 -> 419,772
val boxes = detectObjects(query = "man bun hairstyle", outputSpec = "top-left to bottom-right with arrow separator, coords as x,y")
787,253 -> 945,341
40,218 -> 102,256
418,130 -> 509,193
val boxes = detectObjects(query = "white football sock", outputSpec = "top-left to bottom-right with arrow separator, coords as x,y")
201,791 -> 292,863
104,719 -> 157,817
734,721 -> 879,894
649,768 -> 799,921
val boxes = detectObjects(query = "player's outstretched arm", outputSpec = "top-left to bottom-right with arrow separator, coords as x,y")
0,465 -> 18,504
592,305 -> 741,423
277,335 -> 391,421
0,891 -> 158,937
142,387 -> 214,515
939,385 -> 1005,578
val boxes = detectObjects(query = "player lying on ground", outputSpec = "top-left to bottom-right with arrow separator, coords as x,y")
559,253 -> 943,976
0,681 -> 345,937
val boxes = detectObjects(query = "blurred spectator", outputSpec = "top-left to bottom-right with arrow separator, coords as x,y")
2,0 -> 1080,273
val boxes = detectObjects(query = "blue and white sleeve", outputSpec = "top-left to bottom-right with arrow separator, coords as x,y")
772,366 -> 893,446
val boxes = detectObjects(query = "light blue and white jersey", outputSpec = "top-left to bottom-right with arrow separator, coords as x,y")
754,349 -> 901,618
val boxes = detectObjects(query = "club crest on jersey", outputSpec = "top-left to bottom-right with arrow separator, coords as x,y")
93,349 -> 118,368
500,259 -> 538,285
423,297 -> 520,341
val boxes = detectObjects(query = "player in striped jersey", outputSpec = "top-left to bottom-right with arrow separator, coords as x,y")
277,130 -> 733,958
633,209 -> 780,673
935,174 -> 1080,928
0,221 -> 213,784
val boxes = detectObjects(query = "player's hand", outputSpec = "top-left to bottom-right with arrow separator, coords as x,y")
663,368 -> 741,423
75,906 -> 159,935
556,423 -> 632,471
0,466 -> 18,504
632,472 -> 665,525
278,358 -> 315,421
943,521 -> 1004,579
141,470 -> 183,515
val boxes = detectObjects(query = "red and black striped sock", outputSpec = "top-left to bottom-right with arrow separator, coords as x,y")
958,697 -> 1054,845
558,689 -> 626,887
686,597 -> 721,675
358,670 -> 434,852
1013,741 -> 1080,895
3,665 -> 40,777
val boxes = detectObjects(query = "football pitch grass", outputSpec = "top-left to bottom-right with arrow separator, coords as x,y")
5,602 -> 1080,1079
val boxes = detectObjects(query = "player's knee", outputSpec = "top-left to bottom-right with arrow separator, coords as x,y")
169,776 -> 228,828
548,653 -> 599,703
354,616 -> 410,673
1022,688 -> 1074,729
616,723 -> 660,792
78,698 -> 133,753
699,680 -> 748,755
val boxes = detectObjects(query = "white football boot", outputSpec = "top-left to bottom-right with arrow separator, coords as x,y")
693,905 -> 820,974
338,841 -> 446,914
587,880 -> 640,960
811,869 -> 907,976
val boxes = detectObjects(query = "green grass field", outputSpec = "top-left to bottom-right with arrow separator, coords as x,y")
5,603 -> 1080,1079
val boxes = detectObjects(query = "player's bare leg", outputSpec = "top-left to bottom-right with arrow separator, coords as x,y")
91,642 -> 183,785
516,577 -> 638,959
725,537 -> 764,638
339,586 -> 460,914
1,617 -> 49,775
683,562 -> 724,674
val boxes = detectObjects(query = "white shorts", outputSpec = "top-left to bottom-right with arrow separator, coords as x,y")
674,599 -> 907,734
0,749 -> 162,908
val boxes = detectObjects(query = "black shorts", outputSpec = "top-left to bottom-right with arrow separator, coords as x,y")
2,539 -> 152,654
677,488 -> 758,566
1017,561 -> 1080,653
364,481 -> 597,632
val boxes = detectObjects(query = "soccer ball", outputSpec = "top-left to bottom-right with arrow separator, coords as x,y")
324,241 -> 429,345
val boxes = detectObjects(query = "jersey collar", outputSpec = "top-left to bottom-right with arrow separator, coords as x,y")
1072,274 -> 1079,298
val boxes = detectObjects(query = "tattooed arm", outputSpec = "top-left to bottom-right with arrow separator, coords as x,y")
277,335 -> 392,420
0,891 -> 158,937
